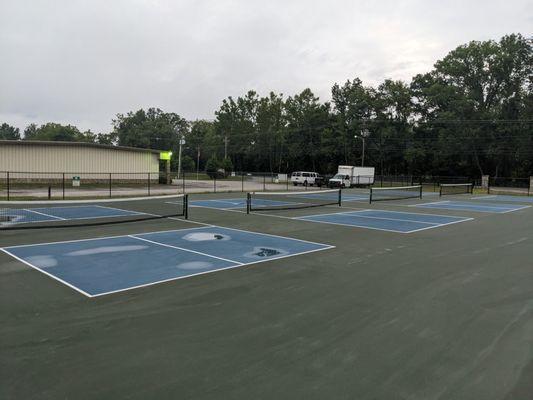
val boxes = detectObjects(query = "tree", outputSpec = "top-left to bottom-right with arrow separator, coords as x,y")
113,108 -> 188,152
0,123 -> 20,140
205,155 -> 221,178
22,123 -> 92,142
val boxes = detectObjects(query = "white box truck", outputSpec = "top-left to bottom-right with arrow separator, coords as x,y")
328,166 -> 375,188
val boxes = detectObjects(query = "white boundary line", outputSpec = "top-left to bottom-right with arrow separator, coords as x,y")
501,205 -> 531,213
413,201 -> 531,213
0,248 -> 93,297
90,246 -> 335,297
334,207 -> 472,219
1,225 -> 334,298
402,217 -> 475,233
2,225 -> 213,249
408,200 -> 450,207
291,217 -> 412,234
24,208 -> 66,220
129,235 -> 244,265
293,213 -> 473,234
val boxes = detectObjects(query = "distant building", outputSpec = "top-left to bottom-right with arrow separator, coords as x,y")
0,140 -> 161,180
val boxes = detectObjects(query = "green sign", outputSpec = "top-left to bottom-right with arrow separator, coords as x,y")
159,151 -> 172,161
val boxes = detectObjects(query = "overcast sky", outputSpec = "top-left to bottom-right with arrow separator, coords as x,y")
1,0 -> 531,133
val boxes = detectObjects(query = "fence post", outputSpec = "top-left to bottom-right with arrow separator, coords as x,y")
62,173 -> 65,200
6,171 -> 9,201
148,173 -> 151,196
48,186 -> 51,200
182,171 -> 186,194
529,176 -> 532,196
214,175 -> 216,193
263,174 -> 266,191
481,175 -> 489,194
109,173 -> 112,197
241,172 -> 244,192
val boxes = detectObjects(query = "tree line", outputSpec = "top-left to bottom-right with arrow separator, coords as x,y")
1,34 -> 531,178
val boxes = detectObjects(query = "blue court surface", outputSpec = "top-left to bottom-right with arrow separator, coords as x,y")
1,226 -> 333,297
294,209 -> 472,233
472,195 -> 533,203
0,205 -> 144,226
413,200 -> 531,213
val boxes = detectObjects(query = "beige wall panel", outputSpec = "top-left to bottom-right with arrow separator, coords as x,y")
0,144 -> 159,179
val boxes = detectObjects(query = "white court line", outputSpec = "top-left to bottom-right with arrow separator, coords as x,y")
92,205 -> 148,215
324,213 -> 450,226
399,217 -> 474,233
291,217 -> 412,234
91,245 -> 335,297
408,200 -> 450,207
414,201 -> 530,212
1,225 -> 334,298
2,225 -> 214,249
0,248 -> 93,298
334,207 -> 472,220
24,208 -> 66,220
129,235 -> 244,265
501,205 -> 531,213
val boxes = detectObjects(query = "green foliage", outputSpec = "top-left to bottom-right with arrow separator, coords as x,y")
6,34 -> 532,178
0,123 -> 20,140
113,108 -> 189,152
22,123 -> 95,142
221,157 -> 233,174
205,155 -> 222,178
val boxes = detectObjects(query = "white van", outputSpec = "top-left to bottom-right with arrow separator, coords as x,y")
290,171 -> 324,187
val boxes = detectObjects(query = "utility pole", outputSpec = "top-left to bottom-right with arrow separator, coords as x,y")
177,136 -> 185,179
354,128 -> 369,167
196,145 -> 200,180
224,136 -> 228,159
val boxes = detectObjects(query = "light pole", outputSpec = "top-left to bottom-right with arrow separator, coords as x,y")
354,128 -> 369,167
177,137 -> 186,179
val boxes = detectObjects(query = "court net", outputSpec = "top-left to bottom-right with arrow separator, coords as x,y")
0,194 -> 188,230
369,185 -> 422,203
439,183 -> 473,196
247,189 -> 341,213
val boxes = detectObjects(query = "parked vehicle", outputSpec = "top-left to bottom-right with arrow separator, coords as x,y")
328,166 -> 375,188
290,171 -> 324,187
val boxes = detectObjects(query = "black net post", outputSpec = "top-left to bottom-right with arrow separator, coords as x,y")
246,192 -> 251,214
338,189 -> 342,207
48,186 -> 51,200
184,194 -> 189,219
369,188 -> 373,204
418,185 -> 423,199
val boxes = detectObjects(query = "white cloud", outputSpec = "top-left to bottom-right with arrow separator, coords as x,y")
0,0 -> 531,133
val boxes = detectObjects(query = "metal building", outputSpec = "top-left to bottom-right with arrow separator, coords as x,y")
0,140 -> 161,179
